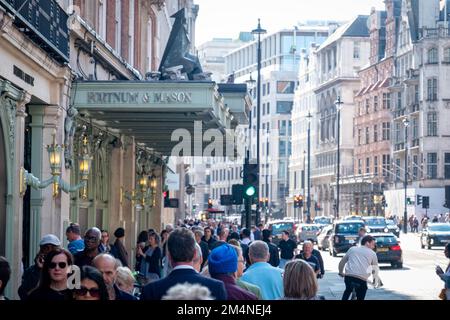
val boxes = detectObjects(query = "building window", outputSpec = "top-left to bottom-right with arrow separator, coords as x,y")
366,157 -> 370,174
382,93 -> 391,109
395,122 -> 401,143
280,120 -> 287,136
427,47 -> 438,64
382,154 -> 390,177
262,84 -> 266,96
445,153 -> 450,179
415,85 -> 419,104
267,102 -> 270,115
262,103 -> 266,116
374,156 -> 378,176
444,48 -> 450,63
267,82 -> 270,95
115,0 -> 122,52
427,153 -> 437,179
374,124 -> 378,142
276,101 -> 293,114
412,117 -> 418,140
358,128 -> 362,145
279,141 -> 286,156
427,112 -> 438,136
396,158 -> 401,181
427,78 -> 438,101
365,127 -> 370,144
276,81 -> 296,94
373,95 -> 378,112
413,155 -> 419,180
358,159 -> 362,174
353,42 -> 360,59
365,99 -> 370,114
382,122 -> 390,141
397,92 -> 402,109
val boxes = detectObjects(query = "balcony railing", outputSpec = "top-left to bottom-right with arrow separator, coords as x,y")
410,103 -> 420,113
394,142 -> 405,151
420,27 -> 450,39
411,138 -> 419,147
0,0 -> 69,63
393,108 -> 406,119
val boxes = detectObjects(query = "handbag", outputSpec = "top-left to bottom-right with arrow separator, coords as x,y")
438,288 -> 446,300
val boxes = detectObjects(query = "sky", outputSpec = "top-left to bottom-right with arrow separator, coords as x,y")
194,0 -> 386,46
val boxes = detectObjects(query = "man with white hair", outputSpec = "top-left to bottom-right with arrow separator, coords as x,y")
240,241 -> 283,300
93,253 -> 137,300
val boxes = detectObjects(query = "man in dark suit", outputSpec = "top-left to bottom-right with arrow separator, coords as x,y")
141,228 -> 227,300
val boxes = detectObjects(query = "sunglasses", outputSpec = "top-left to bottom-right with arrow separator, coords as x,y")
49,262 -> 68,269
74,286 -> 101,298
85,236 -> 98,241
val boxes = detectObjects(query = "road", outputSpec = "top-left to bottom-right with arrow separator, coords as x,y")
316,232 -> 448,300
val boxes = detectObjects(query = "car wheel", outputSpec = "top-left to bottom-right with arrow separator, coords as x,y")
397,262 -> 403,269
427,245 -> 432,250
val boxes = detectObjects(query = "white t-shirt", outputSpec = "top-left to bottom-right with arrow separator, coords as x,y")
338,246 -> 379,281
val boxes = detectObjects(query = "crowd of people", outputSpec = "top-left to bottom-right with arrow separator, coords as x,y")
0,218 -> 448,300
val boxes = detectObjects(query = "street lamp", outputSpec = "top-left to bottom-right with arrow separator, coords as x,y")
403,117 -> 410,234
252,18 -> 266,225
306,111 -> 313,223
335,96 -> 344,219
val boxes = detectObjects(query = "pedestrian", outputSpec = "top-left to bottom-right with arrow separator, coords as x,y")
141,228 -> 227,300
116,267 -> 135,295
281,259 -> 324,300
73,266 -> 109,301
240,241 -> 284,300
99,230 -> 111,253
253,223 -> 263,241
295,241 -> 320,277
208,244 -> 258,300
278,231 -> 297,269
18,234 -> 61,300
0,256 -> 11,300
413,216 -> 419,233
357,227 -> 367,246
28,248 -> 73,300
194,229 -> 209,271
136,232 -> 162,282
135,230 -> 149,273
66,223 -> 84,255
110,227 -> 129,268
74,228 -> 101,268
161,283 -> 213,300
339,235 -> 381,300
435,243 -> 450,300
432,215 -> 439,223
262,229 -> 280,267
202,227 -> 217,250
92,253 -> 137,300
229,244 -> 263,299
218,227 -> 230,242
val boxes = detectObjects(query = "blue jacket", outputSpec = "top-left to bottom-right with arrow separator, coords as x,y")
240,262 -> 283,300
140,268 -> 227,300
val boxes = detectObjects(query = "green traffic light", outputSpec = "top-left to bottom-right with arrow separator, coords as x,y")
245,186 -> 256,197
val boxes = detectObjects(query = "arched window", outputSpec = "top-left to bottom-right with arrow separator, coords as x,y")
444,48 -> 450,63
427,47 -> 438,64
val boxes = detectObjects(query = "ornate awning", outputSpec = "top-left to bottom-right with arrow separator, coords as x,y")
73,80 -> 249,156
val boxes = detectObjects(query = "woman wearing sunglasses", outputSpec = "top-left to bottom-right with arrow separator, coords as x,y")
73,266 -> 109,300
28,248 -> 74,300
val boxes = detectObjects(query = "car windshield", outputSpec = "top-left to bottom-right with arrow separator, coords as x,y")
374,236 -> 397,245
365,218 -> 387,226
428,224 -> 450,232
345,216 -> 362,221
386,220 -> 396,225
302,225 -> 319,231
271,223 -> 294,235
314,217 -> 332,224
336,223 -> 364,234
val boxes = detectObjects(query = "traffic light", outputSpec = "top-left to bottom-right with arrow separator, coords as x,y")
406,197 -> 412,205
422,196 -> 430,209
208,198 -> 213,209
163,191 -> 169,207
416,195 -> 422,206
243,164 -> 258,198
232,184 -> 244,205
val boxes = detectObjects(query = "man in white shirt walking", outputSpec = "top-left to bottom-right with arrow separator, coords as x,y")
338,235 -> 380,300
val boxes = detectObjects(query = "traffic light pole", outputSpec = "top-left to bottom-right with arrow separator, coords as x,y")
245,196 -> 252,229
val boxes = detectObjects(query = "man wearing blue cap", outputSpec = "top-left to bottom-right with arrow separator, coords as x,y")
208,244 -> 258,300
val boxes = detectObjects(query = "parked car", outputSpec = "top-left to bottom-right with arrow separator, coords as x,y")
296,224 -> 321,243
420,223 -> 450,249
317,225 -> 333,251
372,233 -> 403,268
386,219 -> 401,237
363,217 -> 390,234
267,220 -> 297,245
329,221 -> 365,256
313,216 -> 334,229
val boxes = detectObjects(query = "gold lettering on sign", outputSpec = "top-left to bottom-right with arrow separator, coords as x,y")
86,92 -> 192,104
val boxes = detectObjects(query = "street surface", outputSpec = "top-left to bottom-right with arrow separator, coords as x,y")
316,233 -> 448,300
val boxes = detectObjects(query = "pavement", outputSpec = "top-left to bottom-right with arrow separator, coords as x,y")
316,232 -> 448,300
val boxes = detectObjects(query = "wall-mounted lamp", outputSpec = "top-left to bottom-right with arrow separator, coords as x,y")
121,171 -> 155,208
19,131 -> 92,198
